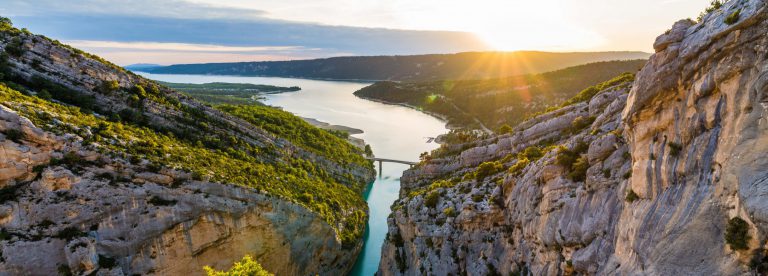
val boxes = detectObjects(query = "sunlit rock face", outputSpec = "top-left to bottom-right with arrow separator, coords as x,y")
379,0 -> 768,274
0,104 -> 360,275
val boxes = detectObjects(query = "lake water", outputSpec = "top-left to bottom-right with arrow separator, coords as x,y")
137,73 -> 447,276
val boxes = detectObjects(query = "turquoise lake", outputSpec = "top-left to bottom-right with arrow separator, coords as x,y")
138,73 -> 447,276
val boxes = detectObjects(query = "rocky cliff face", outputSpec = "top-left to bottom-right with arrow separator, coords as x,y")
379,0 -> 768,274
0,107 -> 358,275
0,23 -> 374,275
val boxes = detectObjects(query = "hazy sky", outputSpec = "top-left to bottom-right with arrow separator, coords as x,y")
2,0 -> 708,65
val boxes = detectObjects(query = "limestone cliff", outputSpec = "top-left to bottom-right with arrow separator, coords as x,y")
378,0 -> 768,274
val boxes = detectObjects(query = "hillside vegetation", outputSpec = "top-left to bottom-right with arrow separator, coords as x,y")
354,59 -> 645,130
0,17 -> 373,246
139,51 -> 649,81
161,81 -> 300,105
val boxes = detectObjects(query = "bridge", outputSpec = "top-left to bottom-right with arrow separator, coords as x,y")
366,157 -> 418,175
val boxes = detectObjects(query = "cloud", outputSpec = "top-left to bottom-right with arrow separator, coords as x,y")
64,40 -> 306,53
2,0 -> 267,20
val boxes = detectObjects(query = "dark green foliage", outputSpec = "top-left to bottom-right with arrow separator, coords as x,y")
567,116 -> 596,134
555,140 -> 590,181
0,17 -> 12,32
364,144 -> 373,156
508,158 -> 530,176
568,156 -> 589,182
4,37 -> 24,57
98,255 -> 117,269
424,191 -> 440,208
472,194 -> 484,202
4,128 -> 23,142
27,75 -> 96,112
698,0 -> 724,21
725,9 -> 740,25
161,81 -> 300,105
496,124 -> 513,135
560,72 -> 635,107
218,104 -> 370,171
147,196 -> 177,206
475,161 -> 503,182
37,89 -> 52,100
99,80 -> 120,94
668,142 -> 683,157
443,207 -> 457,217
55,227 -> 86,241
725,217 -> 750,250
625,189 -> 639,203
519,146 -> 543,161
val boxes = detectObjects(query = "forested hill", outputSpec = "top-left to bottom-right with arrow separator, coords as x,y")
136,51 -> 650,81
354,59 -> 646,130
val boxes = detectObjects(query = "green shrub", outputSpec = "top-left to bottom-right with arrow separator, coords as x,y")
724,9 -> 740,25
443,207 -> 457,217
698,0 -> 724,21
204,255 -> 272,276
472,194 -> 484,202
424,191 -> 440,208
4,128 -> 24,142
568,156 -> 589,182
148,196 -> 177,206
508,158 -> 530,176
725,217 -> 750,250
625,189 -> 639,203
561,73 -> 635,107
555,140 -> 589,181
37,89 -> 52,100
496,124 -> 513,135
99,80 -> 120,93
519,146 -> 543,161
568,116 -> 596,134
475,161 -> 503,182
4,37 -> 24,57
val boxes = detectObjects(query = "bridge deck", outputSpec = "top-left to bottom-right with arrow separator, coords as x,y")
366,157 -> 417,166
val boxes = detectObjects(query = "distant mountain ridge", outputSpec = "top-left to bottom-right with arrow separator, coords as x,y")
136,51 -> 651,81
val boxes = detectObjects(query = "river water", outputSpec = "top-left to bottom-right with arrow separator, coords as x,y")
137,73 -> 447,276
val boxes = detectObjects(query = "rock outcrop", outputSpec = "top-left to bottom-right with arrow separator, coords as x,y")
0,103 -> 360,275
378,0 -> 768,274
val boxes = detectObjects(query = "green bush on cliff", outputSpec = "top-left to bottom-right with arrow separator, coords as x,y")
474,161 -> 504,182
204,255 -> 273,276
724,9 -> 740,25
725,217 -> 750,250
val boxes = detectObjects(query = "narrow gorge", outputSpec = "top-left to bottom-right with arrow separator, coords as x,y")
379,0 -> 768,275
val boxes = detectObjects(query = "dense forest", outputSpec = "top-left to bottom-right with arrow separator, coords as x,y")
354,59 -> 646,130
137,51 -> 649,81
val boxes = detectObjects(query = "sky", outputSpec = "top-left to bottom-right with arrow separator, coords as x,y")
2,0 -> 708,65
